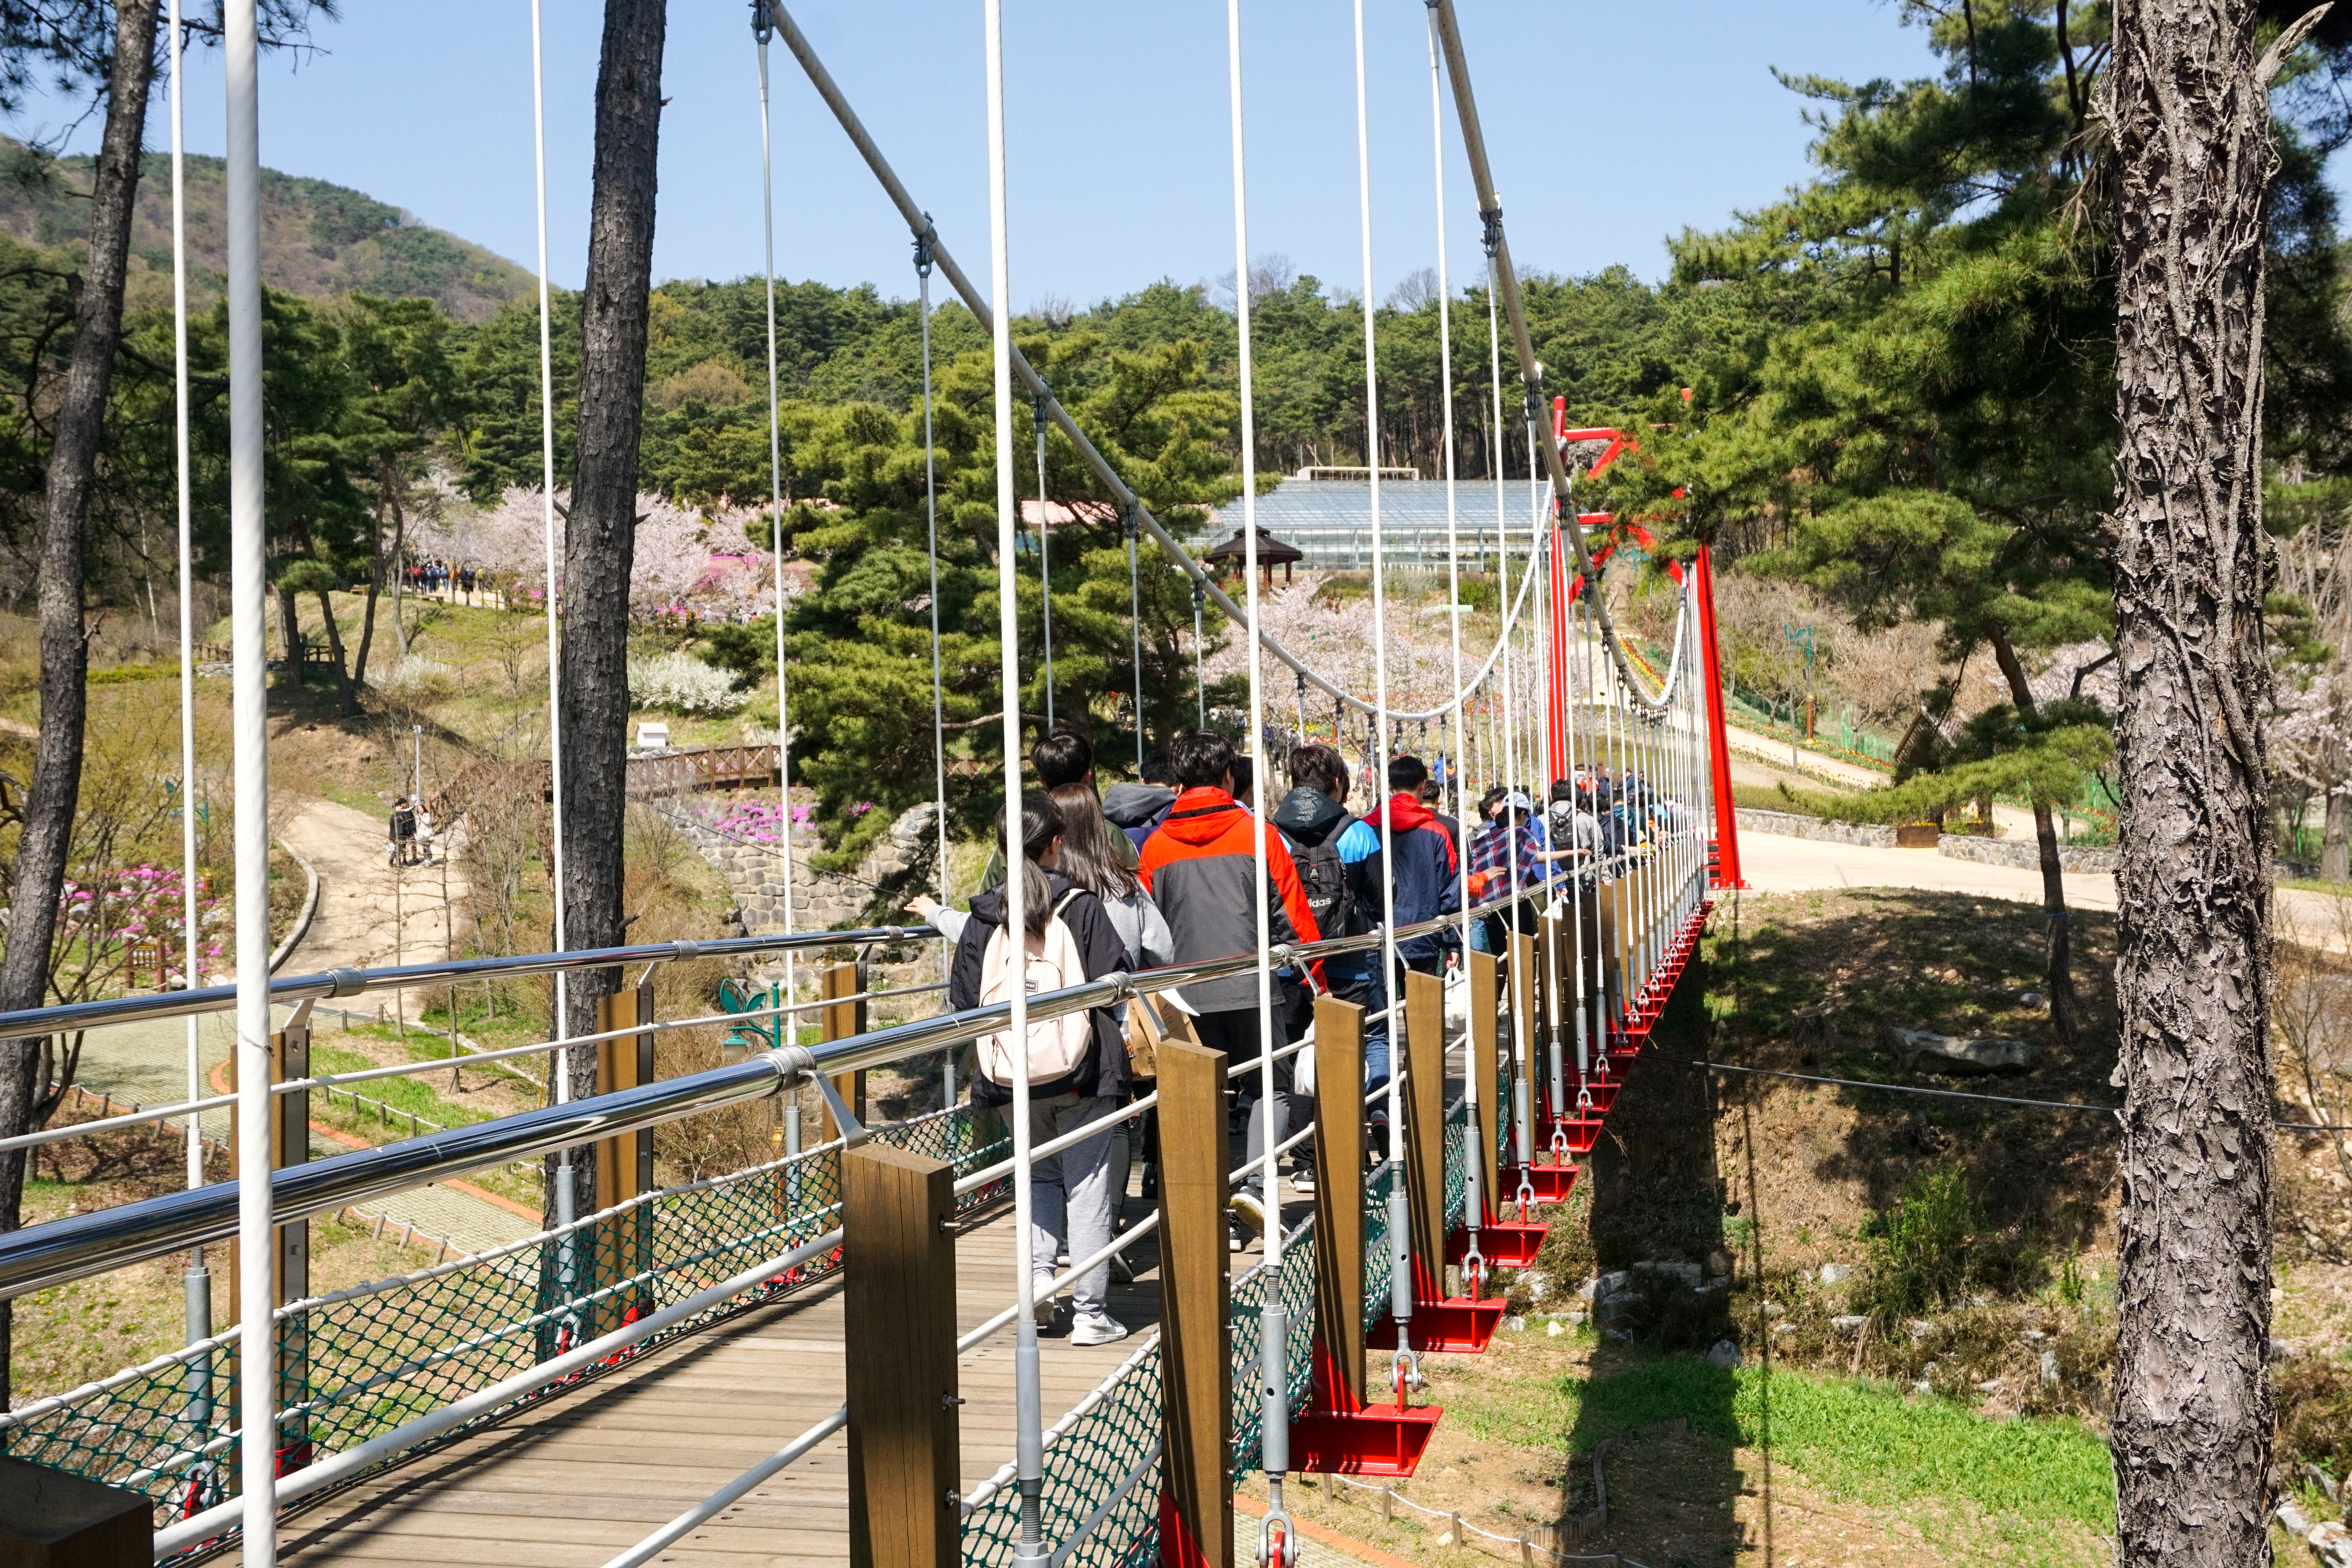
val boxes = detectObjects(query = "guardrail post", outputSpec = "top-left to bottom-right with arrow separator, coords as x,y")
844,1143 -> 958,1568
820,961 -> 867,1140
1467,951 -> 1501,1217
1154,1036 -> 1231,1568
230,1014 -> 309,1468
1402,969 -> 1446,1296
1508,929 -> 1536,1154
593,977 -> 657,1336
0,1455 -> 150,1566
1308,995 -> 1364,1414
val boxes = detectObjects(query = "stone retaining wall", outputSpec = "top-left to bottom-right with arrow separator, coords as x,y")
1735,807 -> 2119,873
1732,809 -> 1896,848
655,799 -> 941,981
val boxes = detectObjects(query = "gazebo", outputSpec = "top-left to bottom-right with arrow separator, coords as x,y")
1203,524 -> 1304,586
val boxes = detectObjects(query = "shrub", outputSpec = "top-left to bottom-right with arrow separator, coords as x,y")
628,650 -> 743,715
1858,1166 -> 1984,1321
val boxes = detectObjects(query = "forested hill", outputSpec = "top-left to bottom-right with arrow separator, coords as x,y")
0,137 -> 533,323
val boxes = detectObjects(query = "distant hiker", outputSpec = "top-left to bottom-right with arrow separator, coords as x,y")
388,797 -> 417,867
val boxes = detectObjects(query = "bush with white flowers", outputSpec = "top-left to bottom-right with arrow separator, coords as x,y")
628,650 -> 743,715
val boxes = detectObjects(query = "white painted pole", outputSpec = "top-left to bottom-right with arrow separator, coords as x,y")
223,0 -> 271,1555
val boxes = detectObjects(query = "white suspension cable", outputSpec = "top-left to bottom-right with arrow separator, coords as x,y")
1351,0 -> 1416,1387
978,2 -> 1045,1559
1426,2 -> 1478,1259
917,226 -> 952,1103
1221,8 -> 1292,1563
222,0 -> 271,1552
166,3 -> 212,1489
753,4 -> 804,1155
526,0 -> 580,1327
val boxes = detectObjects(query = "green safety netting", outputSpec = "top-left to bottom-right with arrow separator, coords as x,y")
962,1099 -> 1474,1568
1,1100 -> 1008,1541
13,1055 -> 1481,1568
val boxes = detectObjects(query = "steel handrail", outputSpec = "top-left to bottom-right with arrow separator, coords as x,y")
0,924 -> 940,1043
0,894 -> 1522,1301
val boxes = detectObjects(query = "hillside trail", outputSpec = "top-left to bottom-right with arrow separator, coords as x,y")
277,794 -> 468,1009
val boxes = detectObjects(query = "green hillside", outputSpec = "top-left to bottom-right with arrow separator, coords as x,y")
0,138 -> 532,322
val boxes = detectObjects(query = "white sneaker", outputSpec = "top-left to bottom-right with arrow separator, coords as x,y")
1070,1311 -> 1129,1347
1033,1290 -> 1058,1332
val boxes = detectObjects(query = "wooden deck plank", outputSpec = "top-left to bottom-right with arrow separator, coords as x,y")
278,1188 -> 1193,1568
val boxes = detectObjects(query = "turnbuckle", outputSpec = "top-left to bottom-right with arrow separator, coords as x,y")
1257,1505 -> 1299,1568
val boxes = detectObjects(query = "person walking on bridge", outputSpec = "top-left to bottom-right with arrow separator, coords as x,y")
1136,730 -> 1321,1241
948,794 -> 1135,1346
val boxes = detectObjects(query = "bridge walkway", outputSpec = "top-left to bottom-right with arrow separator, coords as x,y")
273,1164 -> 1311,1568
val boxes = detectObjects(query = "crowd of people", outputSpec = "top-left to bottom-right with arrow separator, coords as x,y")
401,556 -> 490,606
907,723 -> 1685,1350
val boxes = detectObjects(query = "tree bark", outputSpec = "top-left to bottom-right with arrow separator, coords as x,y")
2110,0 -> 2296,1558
346,454 -> 405,704
2325,783 -> 2350,881
551,0 -> 667,1222
0,0 -> 160,1414
1987,627 -> 2081,1042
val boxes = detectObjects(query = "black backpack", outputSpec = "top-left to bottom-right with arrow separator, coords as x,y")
1285,814 -> 1359,939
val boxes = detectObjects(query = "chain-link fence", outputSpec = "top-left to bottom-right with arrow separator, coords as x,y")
1,1100 -> 1007,1543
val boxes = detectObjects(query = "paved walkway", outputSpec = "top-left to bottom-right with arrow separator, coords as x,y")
1733,824 -> 2352,950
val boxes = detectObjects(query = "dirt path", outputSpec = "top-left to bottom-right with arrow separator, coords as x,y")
277,795 -> 468,1010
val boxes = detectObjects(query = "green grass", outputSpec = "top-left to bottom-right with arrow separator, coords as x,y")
1457,1353 -> 2113,1542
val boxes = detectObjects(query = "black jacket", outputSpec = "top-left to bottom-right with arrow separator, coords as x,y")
948,870 -> 1133,1106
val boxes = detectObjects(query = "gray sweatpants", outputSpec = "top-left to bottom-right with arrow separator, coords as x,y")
1029,1092 -> 1122,1318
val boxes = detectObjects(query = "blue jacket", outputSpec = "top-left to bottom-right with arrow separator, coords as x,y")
1366,792 -> 1461,967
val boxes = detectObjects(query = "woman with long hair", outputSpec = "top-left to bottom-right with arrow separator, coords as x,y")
1049,781 -> 1174,969
946,793 -> 1134,1345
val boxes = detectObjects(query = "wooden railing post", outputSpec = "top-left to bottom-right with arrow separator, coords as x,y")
1308,996 -> 1365,1412
844,1144 -> 959,1568
1155,1038 -> 1232,1568
1467,951 -> 1501,1220
1401,970 -> 1447,1296
0,1456 -> 151,1567
230,1013 -> 310,1466
593,978 -> 657,1334
820,961 -> 867,1140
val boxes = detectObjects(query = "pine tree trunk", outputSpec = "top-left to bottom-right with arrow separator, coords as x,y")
550,0 -> 668,1222
1987,628 -> 2081,1042
0,0 -> 160,1415
2324,784 -> 2349,881
2110,0 -> 2296,1557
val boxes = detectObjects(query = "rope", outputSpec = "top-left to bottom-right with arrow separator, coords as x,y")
1696,1057 -> 2352,1131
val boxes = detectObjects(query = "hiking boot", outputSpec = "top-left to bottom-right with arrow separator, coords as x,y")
1288,1160 -> 1317,1194
1070,1311 -> 1130,1348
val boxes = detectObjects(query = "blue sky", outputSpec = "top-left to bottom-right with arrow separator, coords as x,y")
21,2 -> 1946,308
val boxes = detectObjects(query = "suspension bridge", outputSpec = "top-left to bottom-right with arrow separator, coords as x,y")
0,2 -> 1754,1567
